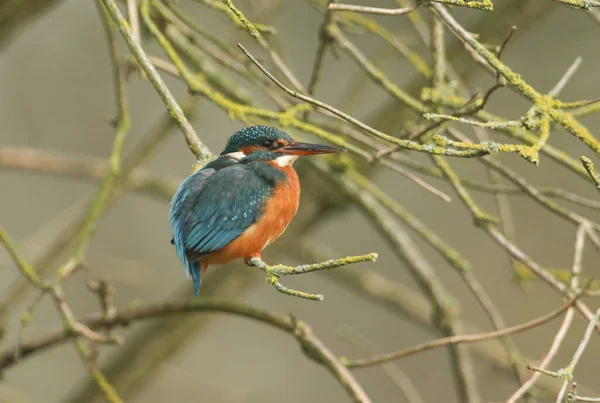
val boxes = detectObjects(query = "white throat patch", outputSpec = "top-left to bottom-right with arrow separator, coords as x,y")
225,151 -> 246,161
225,151 -> 298,167
275,155 -> 299,167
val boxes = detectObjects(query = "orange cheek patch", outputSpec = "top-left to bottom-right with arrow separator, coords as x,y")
240,145 -> 261,155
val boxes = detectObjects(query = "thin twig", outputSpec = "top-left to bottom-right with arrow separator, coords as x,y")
345,287 -> 586,368
328,2 -> 419,15
549,0 -> 600,8
556,309 -> 600,402
339,326 -> 425,403
549,57 -> 583,97
506,225 -> 586,402
127,0 -> 141,45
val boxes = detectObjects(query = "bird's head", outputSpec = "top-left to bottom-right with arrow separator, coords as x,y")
221,126 -> 345,167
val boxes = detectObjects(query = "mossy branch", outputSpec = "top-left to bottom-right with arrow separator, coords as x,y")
99,0 -> 211,162
248,254 -> 378,301
581,156 -> 600,190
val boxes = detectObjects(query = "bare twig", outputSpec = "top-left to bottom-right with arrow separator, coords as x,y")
569,383 -> 600,402
555,309 -> 600,402
126,0 -> 141,45
344,286 -> 587,368
549,57 -> 583,97
328,2 -> 419,15
506,225 -> 586,402
339,326 -> 425,403
549,0 -> 600,8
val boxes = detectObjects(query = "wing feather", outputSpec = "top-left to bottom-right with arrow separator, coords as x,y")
169,158 -> 272,295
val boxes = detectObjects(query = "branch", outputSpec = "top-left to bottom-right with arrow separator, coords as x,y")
59,0 -> 133,280
581,156 -> 600,190
237,43 -> 485,158
550,0 -> 600,8
568,383 -> 600,402
1,298 -> 373,403
222,0 -> 305,91
328,2 -> 419,15
432,0 -> 493,10
556,308 -> 600,401
247,254 -> 378,301
316,160 -> 482,403
343,285 -> 587,368
99,0 -> 211,162
0,226 -> 123,403
432,2 -> 600,158
506,224 -> 586,402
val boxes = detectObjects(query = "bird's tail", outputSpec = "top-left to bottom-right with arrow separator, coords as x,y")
190,261 -> 202,296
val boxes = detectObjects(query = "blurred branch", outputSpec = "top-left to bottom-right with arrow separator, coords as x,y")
295,242 -> 594,396
0,227 -> 123,403
305,0 -> 335,117
0,91 -> 198,318
549,0 -> 600,7
0,0 -> 65,49
343,285 -> 587,368
427,14 -> 524,386
100,0 -> 211,162
7,147 -> 600,211
2,297 -> 373,403
315,160 -> 481,403
191,0 -> 276,35
56,0 -> 132,280
67,266 -> 258,403
221,0 -> 305,91
339,326 -> 425,403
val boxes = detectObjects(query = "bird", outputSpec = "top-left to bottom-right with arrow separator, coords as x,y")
169,125 -> 345,296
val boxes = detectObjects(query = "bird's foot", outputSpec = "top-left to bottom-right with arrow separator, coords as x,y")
244,253 -> 262,266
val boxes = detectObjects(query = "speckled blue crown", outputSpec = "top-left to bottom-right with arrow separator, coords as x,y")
221,126 -> 293,155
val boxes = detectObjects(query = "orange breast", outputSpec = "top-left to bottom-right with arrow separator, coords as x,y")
201,166 -> 300,269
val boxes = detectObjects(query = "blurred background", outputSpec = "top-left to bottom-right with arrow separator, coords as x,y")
1,1 -> 600,402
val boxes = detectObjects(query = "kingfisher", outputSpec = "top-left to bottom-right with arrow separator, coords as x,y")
169,125 -> 345,295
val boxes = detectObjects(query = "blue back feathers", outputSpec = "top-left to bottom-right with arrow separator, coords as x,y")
170,138 -> 288,295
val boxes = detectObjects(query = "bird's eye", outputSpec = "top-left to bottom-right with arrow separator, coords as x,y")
262,140 -> 274,148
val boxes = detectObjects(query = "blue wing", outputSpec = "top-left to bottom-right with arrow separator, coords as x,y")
169,157 -> 272,295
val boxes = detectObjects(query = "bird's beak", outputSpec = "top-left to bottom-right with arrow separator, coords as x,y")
279,142 -> 346,155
